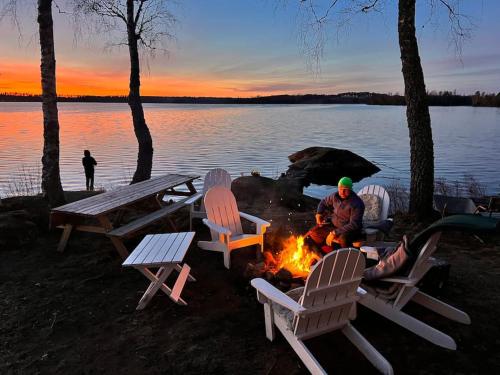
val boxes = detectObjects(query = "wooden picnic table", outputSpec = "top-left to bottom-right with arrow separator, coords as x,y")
50,173 -> 199,258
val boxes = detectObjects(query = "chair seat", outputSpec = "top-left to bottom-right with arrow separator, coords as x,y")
272,287 -> 304,330
228,234 -> 262,249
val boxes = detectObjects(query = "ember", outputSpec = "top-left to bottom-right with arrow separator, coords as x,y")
267,235 -> 321,278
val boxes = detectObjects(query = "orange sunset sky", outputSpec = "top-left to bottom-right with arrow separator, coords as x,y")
1,1 -> 499,97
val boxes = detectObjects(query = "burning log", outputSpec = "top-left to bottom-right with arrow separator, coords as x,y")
245,235 -> 322,292
271,235 -> 321,279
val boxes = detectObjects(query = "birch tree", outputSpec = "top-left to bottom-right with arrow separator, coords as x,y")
74,0 -> 176,183
2,0 -> 66,206
294,0 -> 470,220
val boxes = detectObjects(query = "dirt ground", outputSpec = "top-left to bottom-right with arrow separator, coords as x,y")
1,191 -> 499,374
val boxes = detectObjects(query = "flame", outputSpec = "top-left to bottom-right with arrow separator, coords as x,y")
274,235 -> 321,278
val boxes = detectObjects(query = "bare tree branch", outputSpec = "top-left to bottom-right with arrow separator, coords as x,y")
73,0 -> 176,55
435,0 -> 474,56
0,0 -> 23,37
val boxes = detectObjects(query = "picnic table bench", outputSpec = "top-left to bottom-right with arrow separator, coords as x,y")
50,174 -> 199,258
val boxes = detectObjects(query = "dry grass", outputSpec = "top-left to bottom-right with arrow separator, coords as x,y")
2,165 -> 42,198
385,174 -> 488,216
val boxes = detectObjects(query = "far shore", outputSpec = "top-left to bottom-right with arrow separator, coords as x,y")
1,91 -> 499,107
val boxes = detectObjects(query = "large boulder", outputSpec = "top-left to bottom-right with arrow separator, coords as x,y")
286,146 -> 380,187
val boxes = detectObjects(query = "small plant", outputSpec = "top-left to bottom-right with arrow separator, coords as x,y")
434,177 -> 461,197
463,174 -> 486,198
434,175 -> 486,198
385,179 -> 409,214
2,164 -> 42,197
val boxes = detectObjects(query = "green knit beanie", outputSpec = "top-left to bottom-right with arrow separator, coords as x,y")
338,176 -> 353,189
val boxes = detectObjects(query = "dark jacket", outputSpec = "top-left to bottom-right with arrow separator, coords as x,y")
82,156 -> 97,174
317,191 -> 365,236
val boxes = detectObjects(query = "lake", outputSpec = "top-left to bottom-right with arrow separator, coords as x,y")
0,102 -> 498,198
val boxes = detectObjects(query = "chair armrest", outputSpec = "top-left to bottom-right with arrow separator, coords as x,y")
378,276 -> 416,285
240,212 -> 271,233
357,286 -> 368,297
202,218 -> 232,236
184,193 -> 203,205
251,278 -> 306,315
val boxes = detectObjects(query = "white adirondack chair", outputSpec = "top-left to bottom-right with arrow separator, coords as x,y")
359,232 -> 471,350
251,249 -> 393,375
184,168 -> 232,230
357,185 -> 391,240
198,186 -> 270,269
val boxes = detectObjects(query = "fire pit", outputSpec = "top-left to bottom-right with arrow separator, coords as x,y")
245,235 -> 321,289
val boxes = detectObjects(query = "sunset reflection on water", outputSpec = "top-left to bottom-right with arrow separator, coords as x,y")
0,102 -> 499,196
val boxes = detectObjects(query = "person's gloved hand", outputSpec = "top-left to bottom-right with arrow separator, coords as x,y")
326,231 -> 336,246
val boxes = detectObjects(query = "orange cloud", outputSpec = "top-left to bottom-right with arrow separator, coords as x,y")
0,63 -> 42,94
1,60 -> 301,97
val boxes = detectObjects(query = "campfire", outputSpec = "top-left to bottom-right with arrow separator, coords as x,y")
246,235 -> 321,285
266,235 -> 321,278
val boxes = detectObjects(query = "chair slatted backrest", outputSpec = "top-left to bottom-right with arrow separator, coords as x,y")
201,169 -> 232,211
391,232 -> 442,309
408,232 -> 441,281
293,249 -> 365,340
358,184 -> 390,221
204,186 -> 243,240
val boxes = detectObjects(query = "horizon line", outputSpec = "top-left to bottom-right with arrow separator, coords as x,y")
1,90 -> 496,99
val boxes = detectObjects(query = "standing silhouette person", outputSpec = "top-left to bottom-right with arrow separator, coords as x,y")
82,150 -> 97,191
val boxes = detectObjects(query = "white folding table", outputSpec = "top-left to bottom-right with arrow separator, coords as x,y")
123,232 -> 196,310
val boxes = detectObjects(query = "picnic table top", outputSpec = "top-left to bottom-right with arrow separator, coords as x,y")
123,232 -> 195,267
52,174 -> 199,217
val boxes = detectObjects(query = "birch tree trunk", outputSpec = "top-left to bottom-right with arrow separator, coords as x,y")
38,0 -> 65,206
398,0 -> 434,219
127,0 -> 153,184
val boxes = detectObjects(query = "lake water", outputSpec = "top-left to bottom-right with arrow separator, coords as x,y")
0,102 -> 498,198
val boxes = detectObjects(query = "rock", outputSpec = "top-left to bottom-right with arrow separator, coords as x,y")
0,210 -> 38,247
277,281 -> 291,291
264,271 -> 275,282
275,268 -> 293,283
290,281 -> 305,289
244,262 -> 267,279
286,146 -> 380,187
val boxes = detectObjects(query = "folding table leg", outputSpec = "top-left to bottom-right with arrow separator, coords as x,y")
136,266 -> 174,310
170,264 -> 191,304
175,263 -> 196,282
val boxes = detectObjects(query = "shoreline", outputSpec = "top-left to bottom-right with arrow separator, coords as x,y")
1,92 -> 498,107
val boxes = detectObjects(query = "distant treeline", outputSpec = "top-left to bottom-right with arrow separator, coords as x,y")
1,91 -> 499,106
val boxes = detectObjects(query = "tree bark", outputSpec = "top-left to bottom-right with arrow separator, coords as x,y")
37,0 -> 65,207
127,0 -> 153,184
398,0 -> 434,219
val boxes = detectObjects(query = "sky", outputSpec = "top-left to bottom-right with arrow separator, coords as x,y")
0,0 -> 499,97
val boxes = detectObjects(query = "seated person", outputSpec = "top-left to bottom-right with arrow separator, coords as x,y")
305,176 -> 365,253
